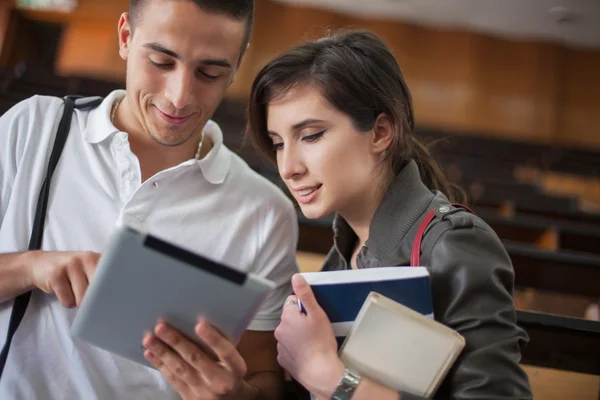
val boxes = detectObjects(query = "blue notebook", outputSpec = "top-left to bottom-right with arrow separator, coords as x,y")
301,267 -> 433,345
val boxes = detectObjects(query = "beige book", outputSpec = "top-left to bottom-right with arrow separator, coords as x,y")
339,292 -> 465,398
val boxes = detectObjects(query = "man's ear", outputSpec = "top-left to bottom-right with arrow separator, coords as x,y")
117,12 -> 132,61
370,113 -> 395,156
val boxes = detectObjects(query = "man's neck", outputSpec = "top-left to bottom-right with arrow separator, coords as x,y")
113,97 -> 203,182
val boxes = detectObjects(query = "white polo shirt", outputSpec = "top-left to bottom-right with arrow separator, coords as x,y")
0,90 -> 298,399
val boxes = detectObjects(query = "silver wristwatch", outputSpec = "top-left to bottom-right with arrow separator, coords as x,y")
330,368 -> 361,400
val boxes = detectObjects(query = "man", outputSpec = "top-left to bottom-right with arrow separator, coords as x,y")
0,0 -> 298,399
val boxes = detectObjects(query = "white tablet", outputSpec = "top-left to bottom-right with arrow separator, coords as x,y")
71,224 -> 276,368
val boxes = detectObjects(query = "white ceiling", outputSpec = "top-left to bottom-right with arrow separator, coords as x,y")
273,0 -> 600,49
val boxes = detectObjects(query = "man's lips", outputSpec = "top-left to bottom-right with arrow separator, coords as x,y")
154,106 -> 194,125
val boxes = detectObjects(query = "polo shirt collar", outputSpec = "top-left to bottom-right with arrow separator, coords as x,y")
195,119 -> 231,185
83,89 -> 231,185
82,89 -> 123,144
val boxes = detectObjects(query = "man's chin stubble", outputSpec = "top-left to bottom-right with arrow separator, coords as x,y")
148,127 -> 199,148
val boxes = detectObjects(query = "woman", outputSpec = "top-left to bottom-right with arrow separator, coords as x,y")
246,30 -> 532,400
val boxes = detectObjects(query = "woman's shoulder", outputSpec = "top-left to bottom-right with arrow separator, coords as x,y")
424,193 -> 500,239
420,195 -> 511,272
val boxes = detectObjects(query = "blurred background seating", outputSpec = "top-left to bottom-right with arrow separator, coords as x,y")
1,0 -> 599,398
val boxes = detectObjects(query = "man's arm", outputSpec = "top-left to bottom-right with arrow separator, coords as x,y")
0,252 -> 35,303
0,251 -> 99,306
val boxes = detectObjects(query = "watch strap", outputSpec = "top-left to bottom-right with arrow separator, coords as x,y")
330,368 -> 361,400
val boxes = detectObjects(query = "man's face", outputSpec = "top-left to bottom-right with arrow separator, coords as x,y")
118,0 -> 247,147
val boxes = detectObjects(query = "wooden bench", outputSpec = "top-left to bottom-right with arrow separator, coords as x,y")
476,208 -> 600,255
517,310 -> 600,375
420,128 -> 600,178
503,242 -> 600,298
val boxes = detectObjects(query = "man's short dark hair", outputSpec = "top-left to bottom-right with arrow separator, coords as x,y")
129,0 -> 254,50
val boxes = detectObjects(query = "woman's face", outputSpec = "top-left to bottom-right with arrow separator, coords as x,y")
266,85 -> 385,220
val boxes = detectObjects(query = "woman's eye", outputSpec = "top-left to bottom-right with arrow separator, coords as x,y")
303,130 -> 326,143
272,143 -> 284,151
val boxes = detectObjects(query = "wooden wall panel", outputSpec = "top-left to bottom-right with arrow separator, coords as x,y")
56,17 -> 125,80
229,0 -> 588,147
560,49 -> 600,149
0,8 -> 45,68
74,0 -> 128,20
466,37 -> 562,141
228,0 -> 347,99
3,0 -> 600,151
0,1 -> 13,60
389,27 -> 480,133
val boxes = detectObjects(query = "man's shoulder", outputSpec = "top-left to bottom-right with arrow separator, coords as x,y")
0,95 -> 67,151
12,94 -> 65,113
1,95 -> 65,126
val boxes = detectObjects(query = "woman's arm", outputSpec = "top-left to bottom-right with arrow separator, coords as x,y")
306,359 -> 401,400
352,378 -> 402,400
275,275 -> 404,400
424,218 -> 533,399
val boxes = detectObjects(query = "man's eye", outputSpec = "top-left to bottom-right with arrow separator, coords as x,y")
149,60 -> 173,70
199,71 -> 220,80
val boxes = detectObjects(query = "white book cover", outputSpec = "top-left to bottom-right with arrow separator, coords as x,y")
339,292 -> 465,398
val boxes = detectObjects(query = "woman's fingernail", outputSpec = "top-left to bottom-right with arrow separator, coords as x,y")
146,351 -> 155,360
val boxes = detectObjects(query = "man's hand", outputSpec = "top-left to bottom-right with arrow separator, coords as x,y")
143,320 -> 255,400
26,251 -> 100,307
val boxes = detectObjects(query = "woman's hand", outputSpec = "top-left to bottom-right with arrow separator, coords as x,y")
274,274 -> 345,398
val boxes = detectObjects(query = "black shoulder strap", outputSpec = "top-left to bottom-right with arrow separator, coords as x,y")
0,95 -> 103,379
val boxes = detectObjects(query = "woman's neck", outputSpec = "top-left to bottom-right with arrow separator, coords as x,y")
340,171 -> 394,251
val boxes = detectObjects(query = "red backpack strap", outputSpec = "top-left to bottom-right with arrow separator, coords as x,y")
410,209 -> 436,267
410,203 -> 473,266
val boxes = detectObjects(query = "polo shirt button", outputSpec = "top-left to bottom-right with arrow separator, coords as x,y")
439,205 -> 451,214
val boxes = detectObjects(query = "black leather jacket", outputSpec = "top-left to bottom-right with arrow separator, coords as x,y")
322,160 -> 533,399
